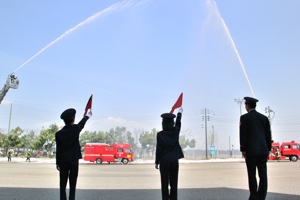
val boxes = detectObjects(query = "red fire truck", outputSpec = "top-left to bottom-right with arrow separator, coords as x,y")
84,143 -> 133,165
269,141 -> 300,162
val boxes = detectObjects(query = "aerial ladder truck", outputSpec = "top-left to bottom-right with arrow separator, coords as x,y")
0,73 -> 19,104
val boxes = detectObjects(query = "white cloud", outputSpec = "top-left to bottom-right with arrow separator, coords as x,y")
34,120 -> 63,130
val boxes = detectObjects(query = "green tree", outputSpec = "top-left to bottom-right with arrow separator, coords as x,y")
35,124 -> 58,154
34,136 -> 44,151
0,131 -> 6,147
139,131 -> 148,157
188,138 -> 196,149
0,132 -> 8,154
88,131 -> 98,143
149,128 -> 158,156
97,131 -> 106,143
8,126 -> 23,150
104,127 -> 126,145
188,138 -> 196,158
139,129 -> 157,157
79,131 -> 90,147
179,129 -> 196,151
19,134 -> 28,150
27,130 -> 37,150
79,130 -> 106,148
114,127 -> 126,143
179,135 -> 190,150
126,131 -> 137,151
18,130 -> 36,152
105,128 -> 115,145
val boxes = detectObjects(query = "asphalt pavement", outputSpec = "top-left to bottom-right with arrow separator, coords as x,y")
0,158 -> 299,200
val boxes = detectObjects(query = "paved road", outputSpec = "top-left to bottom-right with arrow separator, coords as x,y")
0,159 -> 299,200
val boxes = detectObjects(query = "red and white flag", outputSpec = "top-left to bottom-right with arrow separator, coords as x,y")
170,93 -> 183,114
84,94 -> 93,116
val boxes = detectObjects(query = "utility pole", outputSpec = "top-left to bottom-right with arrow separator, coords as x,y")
216,131 -> 218,158
205,108 -> 207,159
212,125 -> 214,146
8,103 -> 12,134
212,125 -> 214,159
202,108 -> 210,159
234,98 -> 244,116
202,108 -> 209,159
229,136 -> 231,158
265,106 -> 275,124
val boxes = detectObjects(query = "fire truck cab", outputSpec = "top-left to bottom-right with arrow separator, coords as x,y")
84,143 -> 133,165
269,141 -> 300,162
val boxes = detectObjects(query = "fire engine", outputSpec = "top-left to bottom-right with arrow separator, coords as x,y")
84,143 -> 133,165
269,141 -> 300,162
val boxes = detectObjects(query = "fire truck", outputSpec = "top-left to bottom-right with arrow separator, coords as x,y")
84,143 -> 133,165
269,141 -> 300,162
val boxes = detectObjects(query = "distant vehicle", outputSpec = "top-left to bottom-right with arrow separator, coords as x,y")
84,143 -> 134,165
36,151 -> 43,156
269,141 -> 300,162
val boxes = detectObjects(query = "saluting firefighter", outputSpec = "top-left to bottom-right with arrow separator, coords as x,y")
56,108 -> 92,200
155,108 -> 184,200
240,97 -> 272,200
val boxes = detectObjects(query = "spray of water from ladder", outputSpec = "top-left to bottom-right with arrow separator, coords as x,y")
13,0 -> 135,73
212,0 -> 256,98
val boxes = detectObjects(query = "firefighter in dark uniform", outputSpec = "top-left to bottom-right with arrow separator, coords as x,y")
8,151 -> 11,162
240,97 -> 272,200
155,108 -> 184,200
26,151 -> 31,162
275,149 -> 280,162
56,108 -> 92,200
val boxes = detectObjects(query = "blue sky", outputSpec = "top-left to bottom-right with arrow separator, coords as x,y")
1,0 -> 300,150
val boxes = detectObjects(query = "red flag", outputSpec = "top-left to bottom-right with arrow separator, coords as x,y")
84,94 -> 93,116
170,93 -> 183,113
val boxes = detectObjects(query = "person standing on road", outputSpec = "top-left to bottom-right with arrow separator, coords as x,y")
155,108 -> 184,200
56,108 -> 92,200
7,151 -> 11,162
240,97 -> 272,200
26,151 -> 31,162
275,149 -> 280,162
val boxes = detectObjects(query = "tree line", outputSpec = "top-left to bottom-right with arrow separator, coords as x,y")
0,124 -> 196,158
0,125 -> 58,156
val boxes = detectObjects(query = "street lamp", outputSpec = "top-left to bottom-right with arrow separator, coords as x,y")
234,98 -> 244,116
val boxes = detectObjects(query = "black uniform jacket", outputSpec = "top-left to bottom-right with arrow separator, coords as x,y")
240,110 -> 272,156
56,116 -> 89,165
155,113 -> 184,165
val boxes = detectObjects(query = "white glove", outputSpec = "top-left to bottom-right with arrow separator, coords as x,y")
178,108 -> 183,113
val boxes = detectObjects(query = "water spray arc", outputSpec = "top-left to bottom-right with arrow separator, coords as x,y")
1,0 -> 137,103
212,0 -> 256,98
13,0 -> 134,73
